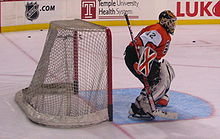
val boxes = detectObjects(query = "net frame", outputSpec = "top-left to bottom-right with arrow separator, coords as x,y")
15,19 -> 112,128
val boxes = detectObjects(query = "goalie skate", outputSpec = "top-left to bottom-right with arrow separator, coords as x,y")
128,103 -> 155,120
128,103 -> 178,120
128,113 -> 155,120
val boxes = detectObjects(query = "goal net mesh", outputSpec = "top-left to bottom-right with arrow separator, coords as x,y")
15,19 -> 112,128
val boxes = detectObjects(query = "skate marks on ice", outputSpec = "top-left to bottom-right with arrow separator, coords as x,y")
113,88 -> 214,124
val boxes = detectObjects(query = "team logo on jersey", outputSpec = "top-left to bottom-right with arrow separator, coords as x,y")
138,47 -> 157,77
25,2 -> 39,21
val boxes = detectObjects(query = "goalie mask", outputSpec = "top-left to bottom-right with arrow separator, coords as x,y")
159,10 -> 177,35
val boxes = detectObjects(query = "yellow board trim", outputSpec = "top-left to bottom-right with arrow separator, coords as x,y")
1,19 -> 220,33
91,19 -> 220,26
91,20 -> 158,26
176,19 -> 220,25
1,23 -> 49,33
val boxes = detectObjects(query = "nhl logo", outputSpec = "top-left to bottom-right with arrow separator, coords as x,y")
25,2 -> 39,21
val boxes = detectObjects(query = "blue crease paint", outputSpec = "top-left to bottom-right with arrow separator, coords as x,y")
113,88 -> 213,124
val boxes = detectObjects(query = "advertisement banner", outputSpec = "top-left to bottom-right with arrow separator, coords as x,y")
81,0 -> 144,20
175,0 -> 220,19
80,0 -> 220,20
1,0 -> 64,26
0,0 -> 220,32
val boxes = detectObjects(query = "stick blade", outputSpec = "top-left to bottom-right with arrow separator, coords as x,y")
153,109 -> 178,120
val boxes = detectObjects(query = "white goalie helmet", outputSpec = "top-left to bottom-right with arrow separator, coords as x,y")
159,10 -> 177,35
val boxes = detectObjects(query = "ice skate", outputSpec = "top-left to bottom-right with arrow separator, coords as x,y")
128,103 -> 155,120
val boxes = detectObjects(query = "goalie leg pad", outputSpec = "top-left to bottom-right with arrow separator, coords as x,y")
151,59 -> 175,102
129,90 -> 153,116
147,60 -> 161,86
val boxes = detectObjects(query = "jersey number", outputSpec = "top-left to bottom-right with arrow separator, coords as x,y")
146,31 -> 156,39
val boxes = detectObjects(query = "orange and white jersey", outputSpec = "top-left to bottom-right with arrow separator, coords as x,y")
129,23 -> 171,60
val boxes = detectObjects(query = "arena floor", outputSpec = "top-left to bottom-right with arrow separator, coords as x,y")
0,24 -> 220,139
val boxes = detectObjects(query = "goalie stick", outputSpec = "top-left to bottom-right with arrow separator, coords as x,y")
124,13 -> 178,120
124,13 -> 140,58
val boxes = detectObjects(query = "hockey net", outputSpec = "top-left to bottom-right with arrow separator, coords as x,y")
15,19 -> 112,128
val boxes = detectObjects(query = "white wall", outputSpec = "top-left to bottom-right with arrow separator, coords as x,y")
0,0 -> 220,28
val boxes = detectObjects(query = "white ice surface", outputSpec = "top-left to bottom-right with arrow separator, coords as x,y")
0,25 -> 220,139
